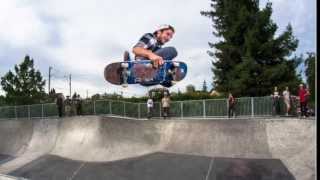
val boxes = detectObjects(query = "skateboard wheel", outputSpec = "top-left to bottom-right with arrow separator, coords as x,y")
121,63 -> 129,68
173,62 -> 180,67
168,69 -> 173,74
145,63 -> 153,68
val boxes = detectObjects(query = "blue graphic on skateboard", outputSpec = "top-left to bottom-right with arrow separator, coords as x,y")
104,60 -> 187,88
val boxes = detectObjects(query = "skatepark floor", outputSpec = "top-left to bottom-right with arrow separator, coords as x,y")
0,116 -> 315,180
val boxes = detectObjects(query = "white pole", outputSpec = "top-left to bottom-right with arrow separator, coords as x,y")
109,101 -> 112,115
93,101 -> 96,115
123,102 -> 126,117
181,101 -> 183,118
251,97 -> 254,117
227,99 -> 229,117
203,100 -> 206,118
138,103 -> 141,119
41,104 -> 44,118
159,102 -> 162,118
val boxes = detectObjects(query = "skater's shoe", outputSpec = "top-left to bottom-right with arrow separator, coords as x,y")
123,51 -> 131,61
171,80 -> 178,85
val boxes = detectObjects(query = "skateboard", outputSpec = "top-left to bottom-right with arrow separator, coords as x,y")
104,60 -> 187,87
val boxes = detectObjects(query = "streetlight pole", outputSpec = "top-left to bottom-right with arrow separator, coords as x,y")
48,66 -> 52,94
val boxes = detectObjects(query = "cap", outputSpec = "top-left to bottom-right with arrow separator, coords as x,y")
154,24 -> 175,33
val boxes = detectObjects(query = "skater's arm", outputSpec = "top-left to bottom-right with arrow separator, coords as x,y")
133,47 -> 163,62
132,47 -> 155,59
132,33 -> 164,66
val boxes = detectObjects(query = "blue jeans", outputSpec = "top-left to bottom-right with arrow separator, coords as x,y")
154,47 -> 178,60
137,47 -> 178,61
137,47 -> 178,87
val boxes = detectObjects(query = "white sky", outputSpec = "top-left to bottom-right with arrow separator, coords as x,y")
0,0 -> 316,97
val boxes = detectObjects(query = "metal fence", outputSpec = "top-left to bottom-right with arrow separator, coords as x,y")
0,96 -> 300,120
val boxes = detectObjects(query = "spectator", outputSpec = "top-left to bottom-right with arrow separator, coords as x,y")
76,95 -> 82,116
64,96 -> 72,117
228,93 -> 236,118
147,96 -> 154,119
71,94 -> 77,116
272,86 -> 281,116
161,92 -> 171,119
305,86 -> 311,117
282,87 -> 291,116
55,93 -> 64,118
298,84 -> 308,118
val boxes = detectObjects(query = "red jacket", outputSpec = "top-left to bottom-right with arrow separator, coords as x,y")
299,89 -> 307,102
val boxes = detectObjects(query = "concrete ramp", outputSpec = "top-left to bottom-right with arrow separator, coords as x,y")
0,116 -> 315,180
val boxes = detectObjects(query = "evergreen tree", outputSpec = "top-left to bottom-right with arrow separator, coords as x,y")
304,52 -> 315,102
49,88 -> 56,96
201,0 -> 302,96
1,55 -> 46,105
202,80 -> 208,92
0,95 -> 5,106
72,92 -> 78,99
91,93 -> 101,100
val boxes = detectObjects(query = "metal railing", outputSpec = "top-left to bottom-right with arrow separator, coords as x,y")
0,96 -> 300,120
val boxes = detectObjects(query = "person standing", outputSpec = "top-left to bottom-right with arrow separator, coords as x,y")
161,93 -> 171,119
147,96 -> 154,119
305,86 -> 311,117
272,86 -> 281,116
64,96 -> 72,117
228,93 -> 236,118
282,87 -> 291,116
76,95 -> 83,116
298,84 -> 308,118
56,93 -> 64,118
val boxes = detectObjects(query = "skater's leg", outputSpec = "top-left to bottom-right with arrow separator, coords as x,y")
154,47 -> 178,60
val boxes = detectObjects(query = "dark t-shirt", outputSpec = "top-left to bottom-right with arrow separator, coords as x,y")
133,33 -> 162,59
228,96 -> 235,107
56,97 -> 63,107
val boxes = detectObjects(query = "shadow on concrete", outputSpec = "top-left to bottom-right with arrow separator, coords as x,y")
10,152 -> 294,180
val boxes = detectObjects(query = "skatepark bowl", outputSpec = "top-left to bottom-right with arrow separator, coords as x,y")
0,115 -> 315,180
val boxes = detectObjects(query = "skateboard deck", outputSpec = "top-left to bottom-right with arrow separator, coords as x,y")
104,60 -> 187,87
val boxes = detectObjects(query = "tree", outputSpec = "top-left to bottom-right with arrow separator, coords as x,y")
0,95 -> 5,106
202,80 -> 208,92
49,88 -> 56,96
186,84 -> 196,93
201,0 -> 302,96
305,52 -> 315,102
1,55 -> 46,105
91,93 -> 101,100
72,92 -> 78,99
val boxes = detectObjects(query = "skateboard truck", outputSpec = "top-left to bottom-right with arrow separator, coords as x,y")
121,63 -> 130,87
168,62 -> 180,81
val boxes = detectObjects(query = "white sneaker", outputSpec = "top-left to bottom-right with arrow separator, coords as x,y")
171,81 -> 178,85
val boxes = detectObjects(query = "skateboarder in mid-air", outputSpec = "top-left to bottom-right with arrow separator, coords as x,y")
124,24 -> 178,68
105,24 -> 186,87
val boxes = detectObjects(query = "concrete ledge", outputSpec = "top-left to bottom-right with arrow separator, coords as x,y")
0,174 -> 29,180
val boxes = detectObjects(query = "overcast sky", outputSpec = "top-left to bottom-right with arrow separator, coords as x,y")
0,0 -> 316,97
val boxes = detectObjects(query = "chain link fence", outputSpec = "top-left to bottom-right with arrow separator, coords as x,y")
0,96 -> 300,120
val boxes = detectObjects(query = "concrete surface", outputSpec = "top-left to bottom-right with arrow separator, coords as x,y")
9,153 -> 295,180
0,116 -> 316,180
